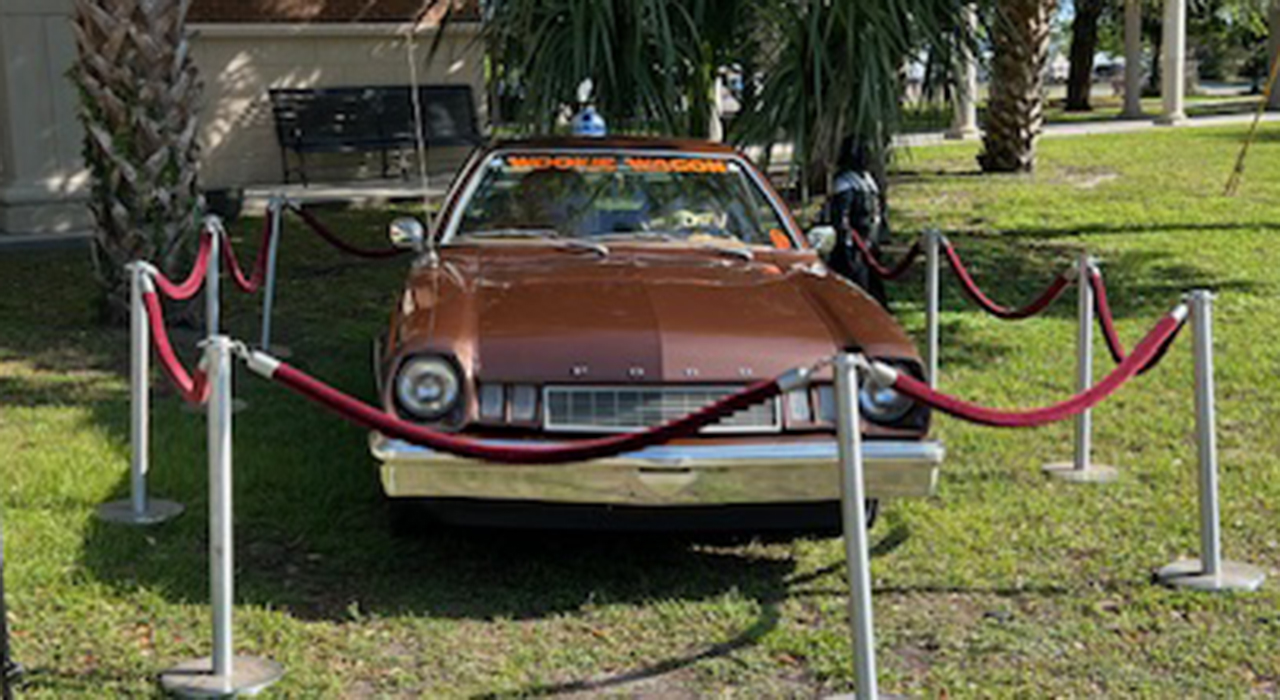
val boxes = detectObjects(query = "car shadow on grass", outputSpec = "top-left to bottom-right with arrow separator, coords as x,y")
78,429 -> 913,623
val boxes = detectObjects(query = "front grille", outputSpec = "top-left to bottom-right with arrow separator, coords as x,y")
543,385 -> 780,434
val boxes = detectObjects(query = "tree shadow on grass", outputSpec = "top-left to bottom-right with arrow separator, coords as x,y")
884,233 -> 1260,326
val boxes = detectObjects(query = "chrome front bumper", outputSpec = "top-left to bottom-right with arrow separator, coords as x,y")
370,434 -> 944,505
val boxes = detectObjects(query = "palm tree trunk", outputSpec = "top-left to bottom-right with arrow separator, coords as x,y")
70,0 -> 203,323
978,0 -> 1057,173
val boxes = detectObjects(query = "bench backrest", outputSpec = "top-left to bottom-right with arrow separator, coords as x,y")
269,85 -> 481,149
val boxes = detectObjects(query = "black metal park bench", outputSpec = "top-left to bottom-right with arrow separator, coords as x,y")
268,85 -> 483,185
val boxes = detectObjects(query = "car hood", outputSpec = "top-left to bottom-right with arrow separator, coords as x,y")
395,243 -> 919,384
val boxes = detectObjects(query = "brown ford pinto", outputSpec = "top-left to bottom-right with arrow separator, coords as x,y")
372,136 -> 943,529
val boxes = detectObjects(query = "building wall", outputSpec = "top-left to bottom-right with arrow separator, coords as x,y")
0,0 -> 92,237
190,21 -> 485,189
0,0 -> 484,237
188,0 -> 478,24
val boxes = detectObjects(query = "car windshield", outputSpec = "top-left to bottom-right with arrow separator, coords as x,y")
452,152 -> 794,248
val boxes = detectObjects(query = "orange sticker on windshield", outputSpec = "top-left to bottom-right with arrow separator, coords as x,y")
505,154 -> 728,174
624,157 -> 727,173
769,228 -> 792,249
506,155 -> 618,172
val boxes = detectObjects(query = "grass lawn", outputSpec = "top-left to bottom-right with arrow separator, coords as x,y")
3,122 -> 1280,697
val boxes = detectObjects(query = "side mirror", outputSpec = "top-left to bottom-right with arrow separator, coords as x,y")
389,217 -> 427,252
806,225 -> 836,256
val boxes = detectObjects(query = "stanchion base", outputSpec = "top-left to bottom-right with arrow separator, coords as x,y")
181,399 -> 249,415
160,656 -> 283,698
1041,462 -> 1119,483
1155,559 -> 1267,592
96,498 -> 184,525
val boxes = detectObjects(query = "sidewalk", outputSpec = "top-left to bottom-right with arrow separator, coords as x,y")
894,110 -> 1280,148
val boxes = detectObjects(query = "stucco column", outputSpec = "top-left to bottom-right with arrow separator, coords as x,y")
1269,1 -> 1280,110
1156,0 -> 1187,124
1122,0 -> 1144,118
947,4 -> 980,139
0,0 -> 90,237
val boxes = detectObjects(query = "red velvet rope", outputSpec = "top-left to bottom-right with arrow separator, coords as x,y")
847,228 -> 922,280
150,232 -> 213,301
142,291 -> 209,405
1090,266 -> 1126,364
941,241 -> 1073,320
264,361 -> 783,464
221,214 -> 274,294
1087,266 -> 1178,376
889,306 -> 1187,428
288,205 -> 407,260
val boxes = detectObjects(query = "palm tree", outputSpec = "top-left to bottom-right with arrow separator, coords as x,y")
979,0 -> 1058,173
481,0 -> 713,135
70,0 -> 203,322
479,0 -> 972,189
731,0 -> 970,192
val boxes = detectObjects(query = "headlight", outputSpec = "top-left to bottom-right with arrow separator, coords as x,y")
395,356 -> 461,420
858,382 -> 914,425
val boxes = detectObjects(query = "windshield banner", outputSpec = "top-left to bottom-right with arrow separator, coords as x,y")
505,155 -> 728,174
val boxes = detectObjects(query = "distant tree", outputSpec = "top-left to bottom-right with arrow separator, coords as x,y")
478,0 -> 973,192
480,0 -> 743,136
731,0 -> 972,193
1065,0 -> 1107,111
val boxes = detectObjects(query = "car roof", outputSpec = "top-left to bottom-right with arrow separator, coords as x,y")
488,135 -> 740,155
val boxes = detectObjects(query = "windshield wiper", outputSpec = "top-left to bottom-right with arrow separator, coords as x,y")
460,228 -> 561,239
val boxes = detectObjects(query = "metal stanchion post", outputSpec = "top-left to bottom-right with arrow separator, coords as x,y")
1043,254 -> 1118,483
161,336 -> 283,696
207,218 -> 221,340
258,197 -> 291,357
1157,291 -> 1266,591
186,218 -> 246,415
98,263 -> 185,525
833,354 -> 881,700
924,230 -> 940,388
